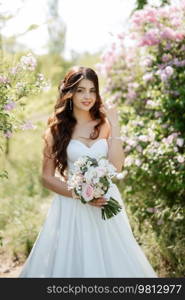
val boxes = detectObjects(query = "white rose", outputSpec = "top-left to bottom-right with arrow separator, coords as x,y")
84,167 -> 96,183
96,167 -> 106,177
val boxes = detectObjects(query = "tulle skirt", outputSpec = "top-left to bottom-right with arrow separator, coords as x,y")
19,183 -> 157,278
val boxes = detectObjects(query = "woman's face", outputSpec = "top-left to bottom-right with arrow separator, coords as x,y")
72,79 -> 96,111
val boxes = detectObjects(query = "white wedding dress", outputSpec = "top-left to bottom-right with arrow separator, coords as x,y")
19,138 -> 157,278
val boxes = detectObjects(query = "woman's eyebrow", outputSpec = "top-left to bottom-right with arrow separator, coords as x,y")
77,86 -> 95,89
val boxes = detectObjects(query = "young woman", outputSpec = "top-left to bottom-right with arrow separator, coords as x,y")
19,66 -> 157,278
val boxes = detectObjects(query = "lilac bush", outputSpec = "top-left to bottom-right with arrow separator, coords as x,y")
98,2 -> 185,276
0,52 -> 50,178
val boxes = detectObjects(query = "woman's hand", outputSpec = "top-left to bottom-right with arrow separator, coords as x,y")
71,189 -> 81,200
99,102 -> 119,125
72,189 -> 108,208
88,197 -> 108,208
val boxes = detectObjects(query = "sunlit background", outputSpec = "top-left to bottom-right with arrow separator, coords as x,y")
0,0 -> 184,279
1,0 -> 136,59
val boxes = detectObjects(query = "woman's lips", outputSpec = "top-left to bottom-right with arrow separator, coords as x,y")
82,102 -> 91,106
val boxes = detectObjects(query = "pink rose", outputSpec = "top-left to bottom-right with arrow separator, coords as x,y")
81,184 -> 94,202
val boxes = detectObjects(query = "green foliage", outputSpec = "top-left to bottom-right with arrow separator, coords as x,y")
135,0 -> 170,10
100,2 -> 185,276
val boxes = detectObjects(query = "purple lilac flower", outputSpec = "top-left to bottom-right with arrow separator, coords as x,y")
4,130 -> 12,138
4,99 -> 16,111
10,66 -> 18,75
126,90 -> 136,100
162,54 -> 172,62
20,121 -> 36,130
0,75 -> 10,84
20,53 -> 37,71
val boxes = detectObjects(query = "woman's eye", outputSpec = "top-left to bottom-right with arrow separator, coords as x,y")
77,89 -> 95,93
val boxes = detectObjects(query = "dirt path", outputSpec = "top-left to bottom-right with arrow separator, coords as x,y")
0,200 -> 52,278
0,260 -> 23,278
0,266 -> 23,278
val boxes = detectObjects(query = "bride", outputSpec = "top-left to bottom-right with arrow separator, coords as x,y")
19,66 -> 157,278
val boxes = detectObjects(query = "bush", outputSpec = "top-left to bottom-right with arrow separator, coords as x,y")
98,2 -> 185,277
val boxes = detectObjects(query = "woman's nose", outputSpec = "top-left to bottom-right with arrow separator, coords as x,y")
84,92 -> 90,99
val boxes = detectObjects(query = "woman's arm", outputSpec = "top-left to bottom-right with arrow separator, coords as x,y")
103,119 -> 125,173
41,128 -> 72,198
108,121 -> 125,172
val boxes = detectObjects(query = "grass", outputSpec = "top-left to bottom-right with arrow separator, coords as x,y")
0,120 -> 52,262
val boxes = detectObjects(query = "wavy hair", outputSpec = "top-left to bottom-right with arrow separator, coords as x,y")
44,66 -> 106,180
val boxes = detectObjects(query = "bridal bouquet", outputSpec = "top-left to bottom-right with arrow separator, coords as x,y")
67,155 -> 122,220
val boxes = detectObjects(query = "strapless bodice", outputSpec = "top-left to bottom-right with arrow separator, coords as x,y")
66,138 -> 108,172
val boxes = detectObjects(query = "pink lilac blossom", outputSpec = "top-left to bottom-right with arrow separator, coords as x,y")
146,207 -> 158,213
128,82 -> 139,89
136,145 -> 143,153
162,132 -> 179,145
117,33 -> 125,40
176,138 -> 184,147
138,135 -> 149,142
124,145 -> 132,153
176,155 -> 184,163
143,72 -> 153,82
165,66 -> 174,76
124,156 -> 134,167
164,42 -> 172,50
156,66 -> 174,81
171,18 -> 181,27
38,73 -> 44,81
180,45 -> 185,51
146,100 -> 157,107
131,7 -> 158,27
142,56 -> 154,67
173,59 -> 185,67
139,29 -> 160,47
127,139 -> 137,147
154,111 -> 163,118
160,27 -> 176,40
135,159 -> 142,167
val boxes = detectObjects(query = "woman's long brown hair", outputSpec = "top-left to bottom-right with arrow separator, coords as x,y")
43,66 -> 106,180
